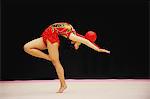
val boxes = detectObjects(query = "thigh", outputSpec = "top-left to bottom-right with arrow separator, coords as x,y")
25,37 -> 47,50
46,40 -> 59,61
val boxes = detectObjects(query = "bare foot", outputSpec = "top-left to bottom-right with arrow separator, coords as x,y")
56,85 -> 67,93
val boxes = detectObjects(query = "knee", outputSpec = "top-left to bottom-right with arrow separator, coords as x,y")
23,43 -> 31,53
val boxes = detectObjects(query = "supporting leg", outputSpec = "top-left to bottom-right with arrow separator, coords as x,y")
46,40 -> 67,93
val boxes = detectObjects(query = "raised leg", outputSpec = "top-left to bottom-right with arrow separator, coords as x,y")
23,37 -> 51,61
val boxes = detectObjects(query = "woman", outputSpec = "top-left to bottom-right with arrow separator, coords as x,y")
23,22 -> 110,93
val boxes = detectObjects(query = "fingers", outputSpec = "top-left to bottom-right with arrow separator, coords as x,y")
105,50 -> 110,54
74,43 -> 79,50
99,49 -> 110,54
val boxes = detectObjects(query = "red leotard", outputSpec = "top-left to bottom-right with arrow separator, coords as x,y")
41,22 -> 76,45
41,22 -> 101,49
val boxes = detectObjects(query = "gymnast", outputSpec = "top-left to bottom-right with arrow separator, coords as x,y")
23,22 -> 110,93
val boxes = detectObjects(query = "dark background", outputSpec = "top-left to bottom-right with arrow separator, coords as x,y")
1,0 -> 149,80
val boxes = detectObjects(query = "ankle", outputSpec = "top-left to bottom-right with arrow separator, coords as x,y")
61,84 -> 67,87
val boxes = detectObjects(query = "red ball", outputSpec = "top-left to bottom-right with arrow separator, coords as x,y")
85,31 -> 97,42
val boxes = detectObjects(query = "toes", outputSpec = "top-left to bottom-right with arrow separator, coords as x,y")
56,87 -> 67,93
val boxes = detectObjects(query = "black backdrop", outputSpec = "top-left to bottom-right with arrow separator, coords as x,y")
1,1 -> 149,80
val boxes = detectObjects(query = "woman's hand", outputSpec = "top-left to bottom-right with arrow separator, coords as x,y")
99,49 -> 110,54
74,42 -> 81,50
74,43 -> 79,50
71,41 -> 81,50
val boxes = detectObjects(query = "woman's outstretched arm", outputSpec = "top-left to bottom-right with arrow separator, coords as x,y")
69,33 -> 110,53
